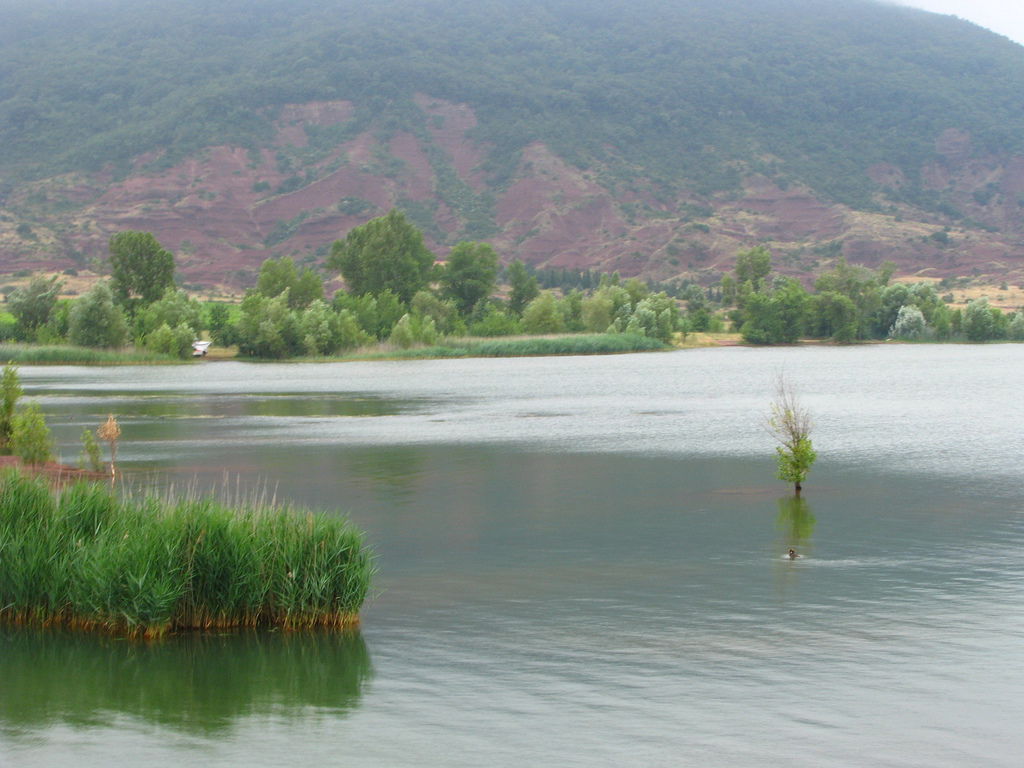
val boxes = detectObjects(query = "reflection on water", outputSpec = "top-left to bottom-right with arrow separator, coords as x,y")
0,629 -> 372,737
348,447 -> 427,500
776,494 -> 816,550
39,391 -> 423,421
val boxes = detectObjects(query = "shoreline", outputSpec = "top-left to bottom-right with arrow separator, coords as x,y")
2,333 -> 1020,366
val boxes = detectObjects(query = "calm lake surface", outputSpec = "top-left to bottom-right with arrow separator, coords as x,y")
3,345 -> 1023,766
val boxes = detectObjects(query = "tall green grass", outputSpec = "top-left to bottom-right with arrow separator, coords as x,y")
336,333 -> 667,361
0,471 -> 373,637
463,333 -> 667,356
0,343 -> 182,365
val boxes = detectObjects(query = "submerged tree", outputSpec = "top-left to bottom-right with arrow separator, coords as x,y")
767,375 -> 817,495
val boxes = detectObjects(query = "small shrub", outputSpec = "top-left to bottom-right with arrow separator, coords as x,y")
79,428 -> 103,473
11,402 -> 53,465
0,364 -> 22,455
468,307 -> 521,337
388,314 -> 438,349
889,305 -> 928,340
145,322 -> 194,358
1007,313 -> 1024,341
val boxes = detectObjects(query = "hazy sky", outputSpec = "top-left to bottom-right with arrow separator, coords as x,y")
892,1 -> 1024,46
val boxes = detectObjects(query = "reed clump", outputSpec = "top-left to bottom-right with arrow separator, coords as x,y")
336,333 -> 667,361
0,471 -> 373,638
0,343 -> 181,365
463,333 -> 667,356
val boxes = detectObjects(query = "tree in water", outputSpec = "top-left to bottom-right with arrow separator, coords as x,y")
767,375 -> 816,495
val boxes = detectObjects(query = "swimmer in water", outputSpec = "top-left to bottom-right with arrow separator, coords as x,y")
788,549 -> 798,559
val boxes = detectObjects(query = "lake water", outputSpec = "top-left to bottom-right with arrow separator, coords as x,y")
2,345 -> 1023,766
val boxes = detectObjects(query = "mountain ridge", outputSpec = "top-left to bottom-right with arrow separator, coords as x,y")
2,0 -> 1024,288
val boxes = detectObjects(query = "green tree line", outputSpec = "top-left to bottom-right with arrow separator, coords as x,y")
2,215 -> 686,359
6,220 -> 1022,360
724,245 -> 1023,343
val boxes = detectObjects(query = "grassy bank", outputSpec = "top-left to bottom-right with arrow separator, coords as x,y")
1,333 -> 668,365
0,343 -> 182,365
0,472 -> 373,637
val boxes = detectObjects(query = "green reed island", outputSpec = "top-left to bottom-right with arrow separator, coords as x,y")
0,471 -> 374,638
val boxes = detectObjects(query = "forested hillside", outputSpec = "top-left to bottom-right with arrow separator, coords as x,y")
3,0 -> 1024,288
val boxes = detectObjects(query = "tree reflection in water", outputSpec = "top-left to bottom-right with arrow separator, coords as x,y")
0,628 -> 372,735
776,494 -> 816,553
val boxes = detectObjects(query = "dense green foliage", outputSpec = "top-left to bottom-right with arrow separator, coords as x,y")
723,248 -> 1022,344
136,288 -> 203,358
67,283 -> 129,348
255,256 -> 324,310
0,366 -> 54,464
328,210 -> 435,303
439,242 -> 499,316
8,214 -> 1023,364
3,0 -> 1024,211
10,403 -> 53,465
108,232 -> 176,309
506,260 -> 540,316
0,364 -> 23,455
0,471 -> 374,637
7,276 -> 63,340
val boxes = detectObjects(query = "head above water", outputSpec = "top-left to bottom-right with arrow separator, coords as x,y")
788,549 -> 797,559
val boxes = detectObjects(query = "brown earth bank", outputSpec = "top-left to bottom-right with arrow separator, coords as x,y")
0,455 -> 106,483
2,98 -> 1024,292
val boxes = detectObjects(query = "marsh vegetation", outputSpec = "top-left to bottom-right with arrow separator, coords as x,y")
0,472 -> 373,638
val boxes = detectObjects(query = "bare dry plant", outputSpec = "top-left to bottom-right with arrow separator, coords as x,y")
97,414 -> 121,480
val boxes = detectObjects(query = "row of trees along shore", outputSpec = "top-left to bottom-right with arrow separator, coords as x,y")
724,245 -> 1023,343
4,213 -> 1024,360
